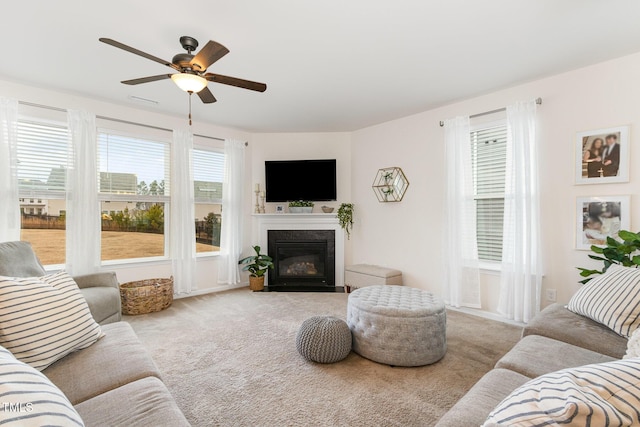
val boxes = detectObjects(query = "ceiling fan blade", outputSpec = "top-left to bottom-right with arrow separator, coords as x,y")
190,41 -> 229,71
99,38 -> 180,71
197,87 -> 217,104
121,74 -> 173,85
204,73 -> 267,92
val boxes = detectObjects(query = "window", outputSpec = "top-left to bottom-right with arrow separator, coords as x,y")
470,123 -> 507,262
98,131 -> 170,262
193,148 -> 224,254
17,120 -> 69,266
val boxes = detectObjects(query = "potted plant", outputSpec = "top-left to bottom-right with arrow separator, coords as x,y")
337,203 -> 354,240
238,245 -> 274,291
577,230 -> 640,284
288,200 -> 314,213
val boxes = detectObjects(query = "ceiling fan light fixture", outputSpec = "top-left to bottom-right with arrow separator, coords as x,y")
171,73 -> 207,93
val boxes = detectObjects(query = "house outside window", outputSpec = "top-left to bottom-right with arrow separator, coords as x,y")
470,122 -> 507,263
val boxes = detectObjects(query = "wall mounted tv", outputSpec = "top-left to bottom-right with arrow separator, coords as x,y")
265,159 -> 337,202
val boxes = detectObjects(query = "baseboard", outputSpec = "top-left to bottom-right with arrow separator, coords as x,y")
173,282 -> 247,300
446,306 -> 526,327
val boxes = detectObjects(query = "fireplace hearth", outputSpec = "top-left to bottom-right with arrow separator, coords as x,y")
267,230 -> 335,291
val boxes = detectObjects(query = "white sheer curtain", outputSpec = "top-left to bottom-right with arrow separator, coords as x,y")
217,139 -> 245,285
0,98 -> 20,243
66,110 -> 100,275
498,100 -> 543,323
170,128 -> 196,294
443,116 -> 481,308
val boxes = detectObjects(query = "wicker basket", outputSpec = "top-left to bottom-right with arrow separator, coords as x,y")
120,277 -> 174,315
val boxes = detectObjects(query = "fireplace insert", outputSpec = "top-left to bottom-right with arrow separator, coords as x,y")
267,230 -> 335,291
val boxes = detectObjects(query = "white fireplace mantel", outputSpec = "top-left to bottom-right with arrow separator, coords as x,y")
253,214 -> 345,287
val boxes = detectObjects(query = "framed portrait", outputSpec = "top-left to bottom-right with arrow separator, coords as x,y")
576,196 -> 630,250
575,125 -> 630,184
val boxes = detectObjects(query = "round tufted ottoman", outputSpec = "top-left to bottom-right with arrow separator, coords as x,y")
296,316 -> 352,363
347,285 -> 446,366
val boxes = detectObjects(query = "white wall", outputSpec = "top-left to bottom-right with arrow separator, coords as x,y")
1,79 -> 253,294
350,52 -> 640,313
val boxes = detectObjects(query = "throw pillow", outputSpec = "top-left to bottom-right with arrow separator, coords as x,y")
625,327 -> 640,359
567,264 -> 640,337
0,271 -> 104,371
0,345 -> 84,426
483,358 -> 640,426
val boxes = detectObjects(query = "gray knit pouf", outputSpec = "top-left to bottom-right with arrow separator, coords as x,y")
296,316 -> 352,363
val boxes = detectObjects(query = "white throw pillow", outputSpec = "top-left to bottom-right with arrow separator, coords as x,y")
0,271 -> 104,371
567,264 -> 640,337
0,345 -> 84,426
483,358 -> 640,426
625,327 -> 640,359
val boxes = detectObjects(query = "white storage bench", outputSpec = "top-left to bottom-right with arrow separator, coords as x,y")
344,264 -> 402,293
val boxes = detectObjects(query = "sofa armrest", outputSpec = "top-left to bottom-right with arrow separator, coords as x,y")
73,272 -> 119,290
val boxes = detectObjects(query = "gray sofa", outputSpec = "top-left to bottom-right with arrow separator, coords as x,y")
0,241 -> 190,426
435,303 -> 627,426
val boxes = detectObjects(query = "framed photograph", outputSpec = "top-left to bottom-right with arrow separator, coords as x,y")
275,205 -> 285,214
576,196 -> 630,250
575,125 -> 630,184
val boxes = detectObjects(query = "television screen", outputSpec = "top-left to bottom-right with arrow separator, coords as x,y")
265,159 -> 337,202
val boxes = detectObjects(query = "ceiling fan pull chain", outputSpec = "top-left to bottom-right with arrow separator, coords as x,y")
188,91 -> 193,126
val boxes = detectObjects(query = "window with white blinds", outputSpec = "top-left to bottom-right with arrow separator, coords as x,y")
97,131 -> 171,261
193,148 -> 224,203
193,147 -> 224,253
470,123 -> 507,262
97,132 -> 170,198
16,120 -> 69,197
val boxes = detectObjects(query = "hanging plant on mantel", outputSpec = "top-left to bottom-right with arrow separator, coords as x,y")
337,203 -> 354,239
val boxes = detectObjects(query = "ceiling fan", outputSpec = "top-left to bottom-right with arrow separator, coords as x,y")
99,36 -> 267,104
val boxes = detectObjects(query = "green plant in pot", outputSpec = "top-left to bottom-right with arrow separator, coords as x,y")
288,200 -> 314,213
577,230 -> 640,284
337,203 -> 354,240
238,245 -> 274,291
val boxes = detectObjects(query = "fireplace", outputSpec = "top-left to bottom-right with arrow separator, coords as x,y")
267,230 -> 335,291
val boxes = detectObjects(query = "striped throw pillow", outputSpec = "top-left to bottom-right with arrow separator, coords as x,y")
0,345 -> 84,426
0,271 -> 104,371
567,264 -> 640,338
483,358 -> 640,426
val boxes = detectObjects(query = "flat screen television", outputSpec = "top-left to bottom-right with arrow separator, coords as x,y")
265,159 -> 337,202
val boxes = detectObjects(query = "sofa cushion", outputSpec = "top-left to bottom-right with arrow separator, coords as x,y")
496,335 -> 616,378
568,265 -> 640,338
483,358 -> 640,426
0,345 -> 84,426
75,376 -> 190,427
0,241 -> 46,277
523,303 -> 627,358
43,321 -> 162,405
434,368 -> 530,427
80,286 -> 121,324
0,271 -> 103,370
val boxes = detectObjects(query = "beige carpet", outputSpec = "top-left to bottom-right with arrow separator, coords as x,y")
124,289 -> 521,427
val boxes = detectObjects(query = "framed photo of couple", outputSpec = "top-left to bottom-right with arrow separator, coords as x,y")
575,125 -> 630,184
575,195 -> 630,250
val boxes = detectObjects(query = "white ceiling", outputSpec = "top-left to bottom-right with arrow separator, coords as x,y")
3,1 -> 640,132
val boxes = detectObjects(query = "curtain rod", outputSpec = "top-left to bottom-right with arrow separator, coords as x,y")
438,97 -> 542,127
16,100 -> 245,144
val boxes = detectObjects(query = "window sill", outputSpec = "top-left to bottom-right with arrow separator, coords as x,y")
479,261 -> 501,275
44,252 -> 220,272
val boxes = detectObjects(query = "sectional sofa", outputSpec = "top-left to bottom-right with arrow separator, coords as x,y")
435,303 -> 627,426
0,241 -> 189,426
